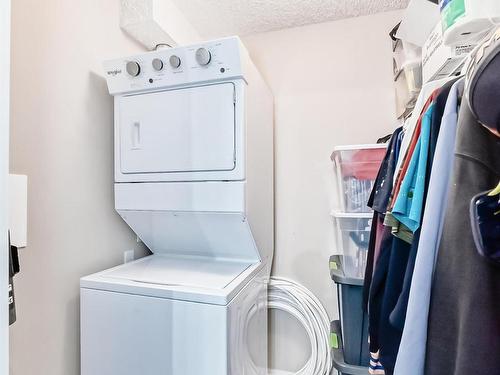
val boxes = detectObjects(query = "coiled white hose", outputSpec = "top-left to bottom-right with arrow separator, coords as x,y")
268,276 -> 332,375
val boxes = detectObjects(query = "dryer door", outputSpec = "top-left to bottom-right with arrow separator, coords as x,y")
118,82 -> 236,176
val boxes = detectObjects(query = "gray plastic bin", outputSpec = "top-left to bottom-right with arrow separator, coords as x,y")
329,255 -> 369,374
331,320 -> 367,375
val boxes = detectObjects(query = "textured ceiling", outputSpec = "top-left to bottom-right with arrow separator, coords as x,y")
170,0 -> 410,38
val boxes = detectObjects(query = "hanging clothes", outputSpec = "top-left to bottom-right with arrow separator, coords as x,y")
363,127 -> 403,375
370,351 -> 386,375
393,77 -> 455,186
370,94 -> 439,375
366,79 -> 460,374
366,122 -> 423,375
384,91 -> 439,233
391,103 -> 435,241
365,26 -> 500,375
373,236 -> 410,375
393,79 -> 464,375
364,127 -> 404,298
367,227 -> 393,374
389,78 -> 461,333
424,98 -> 500,375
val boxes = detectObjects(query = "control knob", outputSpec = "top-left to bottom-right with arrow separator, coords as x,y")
169,55 -> 181,68
152,58 -> 164,71
195,48 -> 212,66
126,61 -> 141,77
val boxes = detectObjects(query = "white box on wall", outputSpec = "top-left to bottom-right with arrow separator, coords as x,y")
422,22 -> 474,84
9,174 -> 27,248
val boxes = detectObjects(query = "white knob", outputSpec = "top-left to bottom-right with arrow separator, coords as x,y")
126,61 -> 141,77
152,58 -> 164,71
195,48 -> 211,66
169,55 -> 181,68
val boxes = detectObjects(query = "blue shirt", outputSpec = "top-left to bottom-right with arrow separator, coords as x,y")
393,79 -> 463,375
392,103 -> 435,234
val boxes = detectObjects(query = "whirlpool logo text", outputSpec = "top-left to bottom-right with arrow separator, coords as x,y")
107,69 -> 122,76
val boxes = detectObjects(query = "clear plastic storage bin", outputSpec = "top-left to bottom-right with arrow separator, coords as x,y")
331,145 -> 386,213
332,212 -> 373,279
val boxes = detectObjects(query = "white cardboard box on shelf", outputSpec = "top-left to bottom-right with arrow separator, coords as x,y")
422,22 -> 475,84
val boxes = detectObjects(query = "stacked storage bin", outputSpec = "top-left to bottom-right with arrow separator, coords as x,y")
329,145 -> 386,375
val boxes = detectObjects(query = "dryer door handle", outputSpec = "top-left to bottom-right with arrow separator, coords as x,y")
131,121 -> 141,150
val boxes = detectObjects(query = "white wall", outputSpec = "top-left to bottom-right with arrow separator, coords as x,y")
8,1 -> 147,374
0,1 -> 11,374
242,11 -> 400,372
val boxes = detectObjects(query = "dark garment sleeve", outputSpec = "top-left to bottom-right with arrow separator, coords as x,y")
368,228 -> 394,353
363,211 -> 379,311
369,127 -> 403,213
378,237 -> 412,373
364,127 -> 403,310
389,228 -> 421,331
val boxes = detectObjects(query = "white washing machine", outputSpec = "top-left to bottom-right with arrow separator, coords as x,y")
80,37 -> 274,375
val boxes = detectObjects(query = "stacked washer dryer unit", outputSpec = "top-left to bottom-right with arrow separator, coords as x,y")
80,37 -> 274,375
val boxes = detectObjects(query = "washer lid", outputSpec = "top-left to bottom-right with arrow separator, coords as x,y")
104,255 -> 252,290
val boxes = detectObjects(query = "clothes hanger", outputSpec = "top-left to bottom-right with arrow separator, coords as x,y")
489,181 -> 500,198
489,181 -> 500,217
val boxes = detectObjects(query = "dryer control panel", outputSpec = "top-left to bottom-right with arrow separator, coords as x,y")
103,37 -> 245,95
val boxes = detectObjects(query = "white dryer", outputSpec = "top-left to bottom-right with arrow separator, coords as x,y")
80,37 -> 274,375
